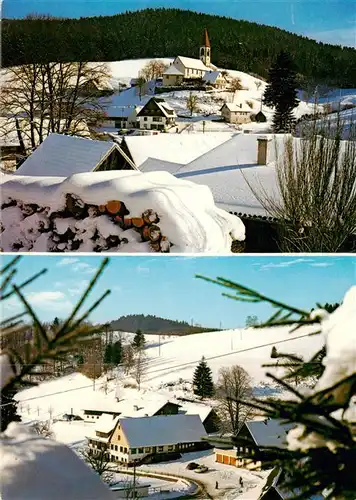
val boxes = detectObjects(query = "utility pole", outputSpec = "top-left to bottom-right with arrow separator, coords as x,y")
133,460 -> 137,499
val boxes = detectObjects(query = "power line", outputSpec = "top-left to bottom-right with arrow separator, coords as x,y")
1,329 -> 319,408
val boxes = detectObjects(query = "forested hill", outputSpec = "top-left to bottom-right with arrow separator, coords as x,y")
3,8 -> 356,87
110,314 -> 216,335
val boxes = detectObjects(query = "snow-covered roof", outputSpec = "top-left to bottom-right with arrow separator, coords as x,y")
163,65 -> 184,76
15,133 -> 119,176
115,393 -> 178,418
124,132 -> 234,167
203,71 -> 222,84
245,419 -> 294,448
0,423 -> 115,500
140,158 -> 184,174
137,98 -> 177,119
178,401 -> 213,422
120,414 -> 207,448
173,133 -> 283,216
176,56 -> 210,71
95,414 -> 120,433
222,102 -> 252,113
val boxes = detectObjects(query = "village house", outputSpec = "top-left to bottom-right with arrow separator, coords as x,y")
220,102 -> 253,124
136,97 -> 177,131
101,105 -> 142,131
87,414 -> 208,465
214,419 -> 294,470
203,70 -> 229,89
162,29 -> 215,87
83,393 -> 181,421
15,132 -> 137,176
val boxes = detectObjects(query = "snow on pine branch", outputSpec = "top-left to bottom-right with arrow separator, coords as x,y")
287,286 -> 356,453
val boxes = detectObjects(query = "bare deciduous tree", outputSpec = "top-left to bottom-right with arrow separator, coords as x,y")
31,420 -> 54,438
229,77 -> 243,95
133,348 -> 147,391
122,344 -> 135,375
140,60 -> 168,81
79,447 -> 113,484
248,118 -> 356,252
0,61 -> 110,159
186,92 -> 199,116
216,365 -> 253,435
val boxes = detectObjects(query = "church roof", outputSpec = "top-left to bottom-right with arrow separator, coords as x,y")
202,28 -> 211,48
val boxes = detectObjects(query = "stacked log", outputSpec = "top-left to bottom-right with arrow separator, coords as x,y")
2,194 -> 174,253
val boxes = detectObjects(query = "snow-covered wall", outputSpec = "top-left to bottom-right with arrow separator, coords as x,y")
0,171 -> 245,253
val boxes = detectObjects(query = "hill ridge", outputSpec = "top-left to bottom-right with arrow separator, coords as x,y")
3,8 -> 356,87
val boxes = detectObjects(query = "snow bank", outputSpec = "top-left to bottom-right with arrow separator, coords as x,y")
0,171 -> 245,253
0,422 -> 115,500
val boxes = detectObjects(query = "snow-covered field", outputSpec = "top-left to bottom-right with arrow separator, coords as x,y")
15,324 -> 323,427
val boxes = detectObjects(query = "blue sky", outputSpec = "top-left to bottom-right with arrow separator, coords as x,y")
2,0 -> 355,47
2,255 -> 355,328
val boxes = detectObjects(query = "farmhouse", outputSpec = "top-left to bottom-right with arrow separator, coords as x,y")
136,97 -> 177,131
102,105 -> 142,131
87,414 -> 208,465
15,133 -> 136,176
163,29 -> 215,86
220,102 -> 252,124
215,419 -> 294,470
84,394 -> 180,420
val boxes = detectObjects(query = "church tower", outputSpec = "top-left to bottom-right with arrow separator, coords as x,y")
200,28 -> 211,67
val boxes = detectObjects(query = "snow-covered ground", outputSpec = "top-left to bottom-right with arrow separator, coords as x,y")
140,449 -> 268,499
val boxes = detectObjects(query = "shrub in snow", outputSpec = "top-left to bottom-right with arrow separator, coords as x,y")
0,171 -> 245,253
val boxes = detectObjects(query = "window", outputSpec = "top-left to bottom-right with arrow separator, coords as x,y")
115,445 -> 118,451
145,447 -> 151,453
155,117 -> 162,122
168,445 -> 173,451
158,446 -> 164,452
144,117 -> 148,121
117,435 -> 120,441
120,446 -> 123,452
131,448 -> 137,454
110,444 -> 114,450
124,447 -> 128,454
138,448 -> 144,454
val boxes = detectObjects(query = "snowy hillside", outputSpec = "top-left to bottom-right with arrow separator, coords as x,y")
15,324 -> 323,426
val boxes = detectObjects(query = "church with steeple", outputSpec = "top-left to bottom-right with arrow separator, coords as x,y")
200,28 -> 211,67
162,28 -> 221,87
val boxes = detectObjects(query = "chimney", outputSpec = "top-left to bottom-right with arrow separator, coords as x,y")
257,136 -> 270,165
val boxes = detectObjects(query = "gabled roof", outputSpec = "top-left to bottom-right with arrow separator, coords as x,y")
176,56 -> 210,71
203,71 -> 222,84
124,132 -> 234,168
119,414 -> 207,448
221,102 -> 252,113
114,393 -> 179,418
163,65 -> 185,76
136,98 -> 177,119
244,419 -> 294,448
95,415 -> 120,434
178,401 -> 213,422
15,133 -> 119,177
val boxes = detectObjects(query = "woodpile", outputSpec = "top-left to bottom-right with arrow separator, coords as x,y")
1,194 -> 173,253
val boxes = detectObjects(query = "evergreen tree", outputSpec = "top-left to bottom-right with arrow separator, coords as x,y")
193,356 -> 214,398
111,340 -> 122,365
272,104 -> 296,133
263,51 -> 299,132
132,329 -> 145,351
103,344 -> 113,365
0,388 -> 21,432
